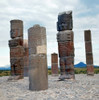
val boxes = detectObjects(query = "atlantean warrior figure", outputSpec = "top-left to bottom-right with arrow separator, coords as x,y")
8,20 -> 24,80
57,11 -> 75,80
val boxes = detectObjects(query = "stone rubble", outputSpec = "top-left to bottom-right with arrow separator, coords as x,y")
0,75 -> 99,100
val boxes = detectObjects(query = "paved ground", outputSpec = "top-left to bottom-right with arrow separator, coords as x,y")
0,74 -> 99,100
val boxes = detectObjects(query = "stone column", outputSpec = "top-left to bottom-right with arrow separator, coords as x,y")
8,20 -> 24,80
57,11 -> 75,80
23,39 -> 29,77
28,25 -> 48,91
84,30 -> 94,75
51,53 -> 58,76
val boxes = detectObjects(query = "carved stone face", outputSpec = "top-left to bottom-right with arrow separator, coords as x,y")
10,29 -> 22,38
10,29 -> 16,38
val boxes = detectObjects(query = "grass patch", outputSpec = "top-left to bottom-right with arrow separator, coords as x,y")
48,68 -> 99,75
0,70 -> 11,77
0,68 -> 99,76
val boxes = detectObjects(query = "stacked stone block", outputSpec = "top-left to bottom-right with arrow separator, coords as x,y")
57,11 -> 75,80
28,25 -> 48,91
51,53 -> 58,75
23,39 -> 29,77
84,30 -> 94,75
8,20 -> 24,80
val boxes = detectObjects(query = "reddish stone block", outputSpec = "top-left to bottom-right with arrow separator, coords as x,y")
10,29 -> 23,39
10,58 -> 24,65
65,69 -> 74,74
87,65 -> 94,75
85,42 -> 92,53
65,64 -> 74,69
86,53 -> 93,65
51,64 -> 58,75
58,42 -> 74,57
59,58 -> 66,75
51,53 -> 58,63
10,46 -> 24,58
9,38 -> 23,47
10,20 -> 23,39
84,30 -> 91,41
65,56 -> 74,66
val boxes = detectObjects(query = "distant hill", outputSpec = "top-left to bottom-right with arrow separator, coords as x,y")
48,62 -> 99,69
0,65 -> 11,70
0,62 -> 99,70
74,62 -> 86,68
74,62 -> 99,68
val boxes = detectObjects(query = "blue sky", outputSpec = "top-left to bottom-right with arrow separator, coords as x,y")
0,0 -> 99,67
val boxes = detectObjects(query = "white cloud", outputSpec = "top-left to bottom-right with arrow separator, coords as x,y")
0,0 -> 99,66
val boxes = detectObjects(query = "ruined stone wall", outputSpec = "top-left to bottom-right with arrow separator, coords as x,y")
28,25 -> 48,91
51,53 -> 58,75
84,30 -> 94,75
57,11 -> 75,80
9,20 -> 24,79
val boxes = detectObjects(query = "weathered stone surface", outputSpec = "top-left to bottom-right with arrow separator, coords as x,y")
87,65 -> 94,75
28,25 -> 48,91
29,54 -> 48,91
58,42 -> 74,57
29,45 -> 46,55
57,30 -> 73,42
51,64 -> 58,75
65,56 -> 74,65
28,25 -> 47,55
57,11 -> 75,80
10,58 -> 24,76
57,11 -> 73,31
23,40 -> 29,77
51,53 -> 58,63
9,19 -> 24,80
10,46 -> 24,58
84,30 -> 91,41
59,58 -> 66,75
10,20 -> 23,39
51,53 -> 58,75
84,30 -> 94,75
28,25 -> 46,48
9,37 -> 23,47
86,53 -> 93,65
85,42 -> 92,53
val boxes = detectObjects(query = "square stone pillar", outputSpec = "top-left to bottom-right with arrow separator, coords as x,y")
84,30 -> 94,75
28,25 -> 48,91
51,53 -> 58,76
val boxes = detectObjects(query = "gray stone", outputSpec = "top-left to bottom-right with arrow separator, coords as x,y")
28,25 -> 48,91
29,54 -> 48,91
57,30 -> 73,42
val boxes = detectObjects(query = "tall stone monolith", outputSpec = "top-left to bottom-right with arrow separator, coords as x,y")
84,30 -> 94,75
23,39 -> 29,77
28,24 -> 48,91
8,20 -> 24,80
57,11 -> 75,80
51,53 -> 58,76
